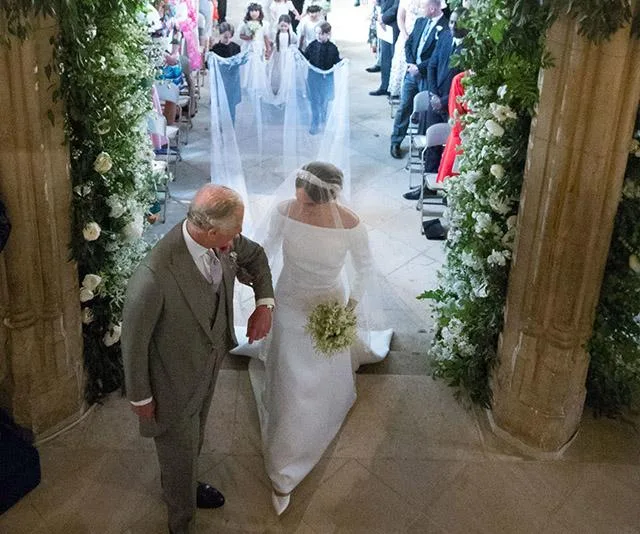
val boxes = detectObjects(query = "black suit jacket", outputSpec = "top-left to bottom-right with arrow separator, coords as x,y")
426,29 -> 463,107
405,15 -> 448,77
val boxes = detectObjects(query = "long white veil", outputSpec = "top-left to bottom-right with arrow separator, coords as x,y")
208,46 -> 351,225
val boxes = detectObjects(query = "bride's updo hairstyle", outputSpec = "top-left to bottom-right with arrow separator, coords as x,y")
295,161 -> 343,204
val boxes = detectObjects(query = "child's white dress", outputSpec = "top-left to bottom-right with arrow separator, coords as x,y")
269,0 -> 297,25
238,20 -> 270,96
267,30 -> 298,104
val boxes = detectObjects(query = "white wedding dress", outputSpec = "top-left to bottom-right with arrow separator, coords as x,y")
240,212 -> 392,494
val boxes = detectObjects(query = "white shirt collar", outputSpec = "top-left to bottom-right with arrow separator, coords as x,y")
182,219 -> 209,265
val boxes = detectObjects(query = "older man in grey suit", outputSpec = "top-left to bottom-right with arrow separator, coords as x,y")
122,185 -> 274,534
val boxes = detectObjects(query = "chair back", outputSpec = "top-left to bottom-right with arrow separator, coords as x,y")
412,90 -> 432,114
154,81 -> 180,104
425,122 -> 451,148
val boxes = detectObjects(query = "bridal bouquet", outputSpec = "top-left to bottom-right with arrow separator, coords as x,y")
245,21 -> 261,38
305,301 -> 357,357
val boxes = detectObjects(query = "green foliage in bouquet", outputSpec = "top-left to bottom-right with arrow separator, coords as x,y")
305,301 -> 358,357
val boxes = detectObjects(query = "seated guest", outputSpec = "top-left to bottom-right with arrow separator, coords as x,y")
436,70 -> 467,183
390,0 -> 446,159
403,9 -> 467,199
424,8 -> 464,133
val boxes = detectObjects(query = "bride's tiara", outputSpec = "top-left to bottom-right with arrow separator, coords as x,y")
296,169 -> 342,195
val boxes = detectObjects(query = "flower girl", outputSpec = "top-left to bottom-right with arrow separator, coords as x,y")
267,14 -> 298,101
269,0 -> 300,25
238,3 -> 271,94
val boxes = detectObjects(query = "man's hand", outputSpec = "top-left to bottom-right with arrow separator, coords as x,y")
430,94 -> 442,110
247,305 -> 273,343
407,64 -> 419,77
131,399 -> 156,419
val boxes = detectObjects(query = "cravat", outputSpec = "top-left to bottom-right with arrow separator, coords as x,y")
205,249 -> 223,288
417,18 -> 434,58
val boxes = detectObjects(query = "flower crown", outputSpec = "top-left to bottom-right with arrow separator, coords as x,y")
296,169 -> 342,195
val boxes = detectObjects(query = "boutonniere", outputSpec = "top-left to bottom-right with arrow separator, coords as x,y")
434,25 -> 443,39
224,251 -> 255,286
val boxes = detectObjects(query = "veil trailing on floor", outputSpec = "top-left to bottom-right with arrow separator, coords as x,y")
208,46 -> 351,231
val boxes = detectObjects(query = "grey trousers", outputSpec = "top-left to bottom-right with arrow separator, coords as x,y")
154,351 -> 225,534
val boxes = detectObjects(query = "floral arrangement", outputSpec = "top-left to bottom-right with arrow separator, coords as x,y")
422,0 -> 640,416
55,1 -> 160,403
246,20 -> 262,38
420,0 -> 551,406
305,301 -> 357,357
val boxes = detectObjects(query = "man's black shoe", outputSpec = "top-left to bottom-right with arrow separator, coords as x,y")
423,219 -> 447,240
365,65 -> 381,73
403,187 -> 422,200
369,88 -> 390,96
403,187 -> 439,200
390,144 -> 403,159
197,482 -> 225,509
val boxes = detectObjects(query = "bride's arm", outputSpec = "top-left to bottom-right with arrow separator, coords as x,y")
347,224 -> 375,305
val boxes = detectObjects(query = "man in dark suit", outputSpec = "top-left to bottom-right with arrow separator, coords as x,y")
402,8 -> 466,200
425,9 -> 464,129
369,0 -> 399,96
122,185 -> 274,534
390,0 -> 446,158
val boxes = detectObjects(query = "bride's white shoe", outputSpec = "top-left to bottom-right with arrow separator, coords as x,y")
271,490 -> 290,515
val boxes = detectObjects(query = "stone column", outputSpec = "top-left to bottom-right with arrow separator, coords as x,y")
491,15 -> 640,453
0,17 -> 85,437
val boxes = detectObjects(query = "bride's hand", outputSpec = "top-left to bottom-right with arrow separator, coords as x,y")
346,298 -> 357,311
247,305 -> 273,343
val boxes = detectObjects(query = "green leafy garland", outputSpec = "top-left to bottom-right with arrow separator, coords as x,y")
421,0 -> 552,407
1,1 -> 159,403
423,0 -> 639,412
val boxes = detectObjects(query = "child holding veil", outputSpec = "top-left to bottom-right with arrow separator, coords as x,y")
303,21 -> 340,135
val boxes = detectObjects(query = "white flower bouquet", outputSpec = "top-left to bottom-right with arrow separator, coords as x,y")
305,300 -> 357,357
245,21 -> 262,38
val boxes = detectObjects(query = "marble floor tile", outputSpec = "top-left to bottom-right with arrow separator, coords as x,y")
367,227 -> 423,277
548,463 -> 640,533
0,499 -> 50,534
300,459 -> 423,533
336,375 -> 484,461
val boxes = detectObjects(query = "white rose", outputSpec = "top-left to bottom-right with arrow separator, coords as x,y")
93,152 -> 113,174
82,221 -> 101,241
122,213 -> 144,241
82,273 -> 102,291
497,85 -> 508,99
103,324 -> 122,347
629,254 -> 640,273
79,287 -> 95,302
81,307 -> 95,324
490,164 -> 505,179
485,119 -> 505,137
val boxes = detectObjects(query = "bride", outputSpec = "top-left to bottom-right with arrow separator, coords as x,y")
239,161 -> 393,515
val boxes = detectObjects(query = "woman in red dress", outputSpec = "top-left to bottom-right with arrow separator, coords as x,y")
436,71 -> 467,183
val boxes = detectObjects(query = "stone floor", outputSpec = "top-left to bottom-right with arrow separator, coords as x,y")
2,3 -> 640,533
